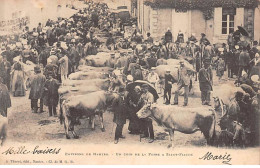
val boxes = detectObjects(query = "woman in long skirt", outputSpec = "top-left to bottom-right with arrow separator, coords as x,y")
11,62 -> 26,97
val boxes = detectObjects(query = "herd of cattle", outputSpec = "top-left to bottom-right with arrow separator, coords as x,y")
49,45 -> 256,149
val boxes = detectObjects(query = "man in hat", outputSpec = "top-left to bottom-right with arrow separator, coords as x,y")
164,69 -> 175,104
203,42 -> 214,61
165,27 -> 172,44
200,33 -> 209,46
173,61 -> 190,106
146,32 -> 153,44
2,46 -> 14,65
37,23 -> 42,34
0,56 -> 11,90
44,58 -> 58,79
138,84 -> 154,143
249,41 -> 259,59
127,85 -> 142,134
147,67 -> 159,90
198,59 -> 213,106
44,73 -> 60,117
0,77 -> 11,117
216,56 -> 225,81
29,66 -> 46,113
188,33 -> 197,43
112,86 -> 127,144
238,46 -> 250,78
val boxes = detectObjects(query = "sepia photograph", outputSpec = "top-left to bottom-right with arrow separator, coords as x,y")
0,0 -> 259,165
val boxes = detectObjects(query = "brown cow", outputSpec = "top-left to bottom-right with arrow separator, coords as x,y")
137,104 -> 216,148
60,91 -> 117,139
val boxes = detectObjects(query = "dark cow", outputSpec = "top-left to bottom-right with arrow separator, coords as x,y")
60,91 -> 117,139
136,104 -> 216,148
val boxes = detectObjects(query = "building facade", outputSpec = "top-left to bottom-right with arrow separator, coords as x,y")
135,0 -> 259,44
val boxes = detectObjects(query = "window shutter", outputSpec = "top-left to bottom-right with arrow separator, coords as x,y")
214,7 -> 222,37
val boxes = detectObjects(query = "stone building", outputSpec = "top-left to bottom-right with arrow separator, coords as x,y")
135,0 -> 259,43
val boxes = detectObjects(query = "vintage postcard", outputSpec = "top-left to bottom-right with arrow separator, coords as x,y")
0,0 -> 259,165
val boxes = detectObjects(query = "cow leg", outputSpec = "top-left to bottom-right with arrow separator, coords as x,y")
167,129 -> 175,148
62,104 -> 70,139
63,119 -> 70,139
91,115 -> 95,131
99,112 -> 105,132
72,131 -> 79,139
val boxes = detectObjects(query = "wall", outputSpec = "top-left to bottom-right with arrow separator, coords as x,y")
157,8 -> 172,38
137,3 -> 258,44
143,5 -> 150,36
172,9 -> 190,41
254,5 -> 260,42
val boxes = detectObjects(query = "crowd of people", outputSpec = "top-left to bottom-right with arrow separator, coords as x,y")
0,1 -> 259,146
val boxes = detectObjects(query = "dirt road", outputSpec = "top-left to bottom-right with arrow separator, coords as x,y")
4,70 -> 236,149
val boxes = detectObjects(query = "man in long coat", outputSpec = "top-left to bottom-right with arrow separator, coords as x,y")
44,74 -> 60,117
0,56 -> 11,90
138,84 -> 155,143
112,86 -> 127,144
173,61 -> 191,106
127,86 -> 142,134
29,66 -> 46,113
198,59 -> 213,105
0,77 -> 11,117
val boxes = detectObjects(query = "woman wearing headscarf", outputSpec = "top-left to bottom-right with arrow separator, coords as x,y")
11,60 -> 26,97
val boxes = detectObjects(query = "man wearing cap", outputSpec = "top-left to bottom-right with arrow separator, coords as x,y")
164,69 -> 175,104
173,61 -> 190,106
29,66 -> 46,113
0,77 -> 11,117
112,86 -> 127,144
138,84 -> 154,143
198,59 -> 213,106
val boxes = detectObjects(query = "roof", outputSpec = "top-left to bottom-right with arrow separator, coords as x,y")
144,0 -> 258,9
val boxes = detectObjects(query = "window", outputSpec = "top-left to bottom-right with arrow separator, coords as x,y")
222,8 -> 236,35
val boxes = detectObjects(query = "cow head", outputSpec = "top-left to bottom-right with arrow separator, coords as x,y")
136,103 -> 154,119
